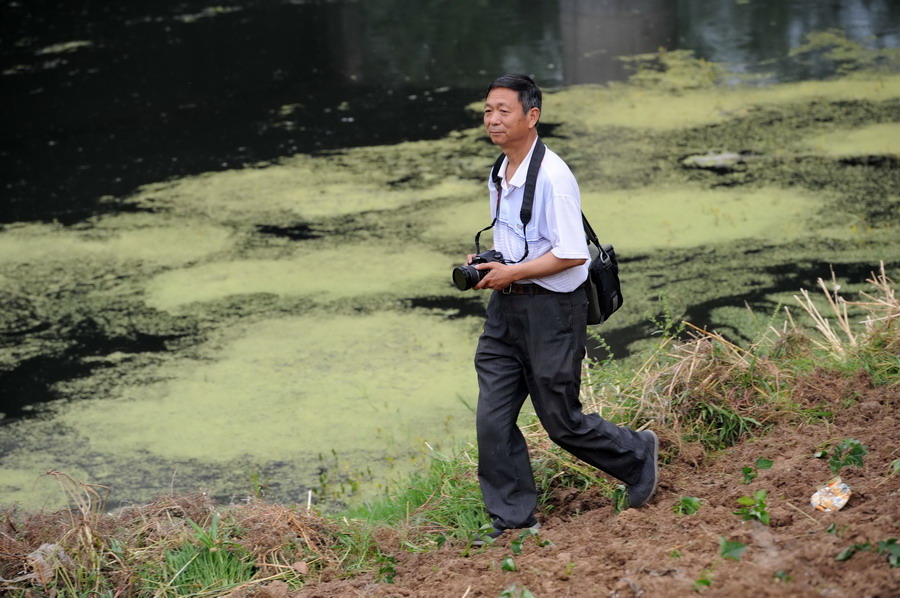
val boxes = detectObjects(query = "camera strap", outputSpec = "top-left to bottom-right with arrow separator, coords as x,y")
474,138 -> 546,262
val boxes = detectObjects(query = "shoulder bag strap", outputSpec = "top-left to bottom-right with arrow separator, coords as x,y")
582,212 -> 600,247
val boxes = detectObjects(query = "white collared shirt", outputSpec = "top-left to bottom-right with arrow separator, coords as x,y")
487,138 -> 590,293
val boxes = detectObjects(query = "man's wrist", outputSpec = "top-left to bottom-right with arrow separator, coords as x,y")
506,264 -> 524,283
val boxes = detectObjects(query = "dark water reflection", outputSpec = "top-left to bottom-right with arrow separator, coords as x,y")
2,0 -> 898,224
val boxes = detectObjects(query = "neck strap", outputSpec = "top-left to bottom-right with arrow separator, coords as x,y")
475,138 -> 546,261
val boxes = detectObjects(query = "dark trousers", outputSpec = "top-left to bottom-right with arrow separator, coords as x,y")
475,287 -> 648,531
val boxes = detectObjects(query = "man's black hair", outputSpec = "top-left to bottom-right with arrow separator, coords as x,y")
486,74 -> 542,117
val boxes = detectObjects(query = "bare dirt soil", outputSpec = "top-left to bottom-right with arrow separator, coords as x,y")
262,369 -> 899,597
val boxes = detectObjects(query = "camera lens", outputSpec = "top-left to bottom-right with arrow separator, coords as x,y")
452,250 -> 502,291
452,265 -> 482,291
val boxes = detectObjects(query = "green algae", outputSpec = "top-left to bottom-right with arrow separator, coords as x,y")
789,30 -> 900,76
542,33 -> 900,133
2,39 -> 899,511
544,73 -> 900,132
0,466 -> 89,509
0,310 -> 479,509
59,313 -> 477,461
619,49 -> 723,92
144,243 -> 459,311
581,185 -> 822,251
796,122 -> 900,157
420,197 -> 494,255
128,153 -> 479,222
0,217 -> 232,265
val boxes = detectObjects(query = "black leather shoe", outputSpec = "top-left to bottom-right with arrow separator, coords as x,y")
627,430 -> 659,508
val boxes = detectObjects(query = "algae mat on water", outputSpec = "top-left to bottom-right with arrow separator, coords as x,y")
57,312 -> 477,461
1,44 -> 898,510
0,311 -> 481,509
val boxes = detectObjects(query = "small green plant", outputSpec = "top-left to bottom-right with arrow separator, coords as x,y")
248,471 -> 269,498
612,484 -> 629,513
774,570 -> 793,582
376,553 -> 397,583
740,467 -> 756,484
816,438 -> 868,475
501,557 -> 517,572
500,584 -> 535,598
467,523 -> 499,549
734,489 -> 770,525
719,537 -> 748,561
836,542 -> 872,562
838,538 -> 900,568
673,496 -> 702,515
648,292 -> 687,339
693,569 -> 713,592
877,539 -> 900,567
510,528 -> 551,555
759,457 -> 774,469
669,549 -> 682,558
741,457 -> 773,484
828,439 -> 868,474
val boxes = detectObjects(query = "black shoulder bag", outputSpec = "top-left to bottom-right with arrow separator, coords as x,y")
581,214 -> 623,325
488,138 -> 623,325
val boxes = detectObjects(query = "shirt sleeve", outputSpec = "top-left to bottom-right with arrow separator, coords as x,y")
546,192 -> 590,260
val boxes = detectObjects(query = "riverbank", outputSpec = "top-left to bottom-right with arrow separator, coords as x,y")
1,263 -> 897,596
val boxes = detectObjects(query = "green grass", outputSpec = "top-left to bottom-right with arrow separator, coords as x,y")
343,447 -> 488,549
146,513 -> 255,597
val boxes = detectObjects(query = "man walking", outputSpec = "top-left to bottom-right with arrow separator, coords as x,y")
469,74 -> 658,541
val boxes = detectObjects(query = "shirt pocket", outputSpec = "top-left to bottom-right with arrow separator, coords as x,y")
523,219 -> 541,242
498,189 -> 543,242
499,204 -> 541,241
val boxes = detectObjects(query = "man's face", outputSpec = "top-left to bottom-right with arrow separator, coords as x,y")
483,87 -> 537,147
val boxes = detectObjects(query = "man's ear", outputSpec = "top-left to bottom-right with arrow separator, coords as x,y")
527,107 -> 541,129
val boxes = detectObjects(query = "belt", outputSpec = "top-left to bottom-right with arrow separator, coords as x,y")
503,284 -> 555,295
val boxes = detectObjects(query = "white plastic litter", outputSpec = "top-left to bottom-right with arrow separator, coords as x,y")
810,476 -> 852,512
26,543 -> 74,586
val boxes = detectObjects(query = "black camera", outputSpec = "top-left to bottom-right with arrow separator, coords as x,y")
452,250 -> 505,291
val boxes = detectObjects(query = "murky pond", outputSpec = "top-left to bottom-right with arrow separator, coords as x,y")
1,0 -> 899,510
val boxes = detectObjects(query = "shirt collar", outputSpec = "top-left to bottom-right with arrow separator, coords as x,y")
502,137 -> 540,189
